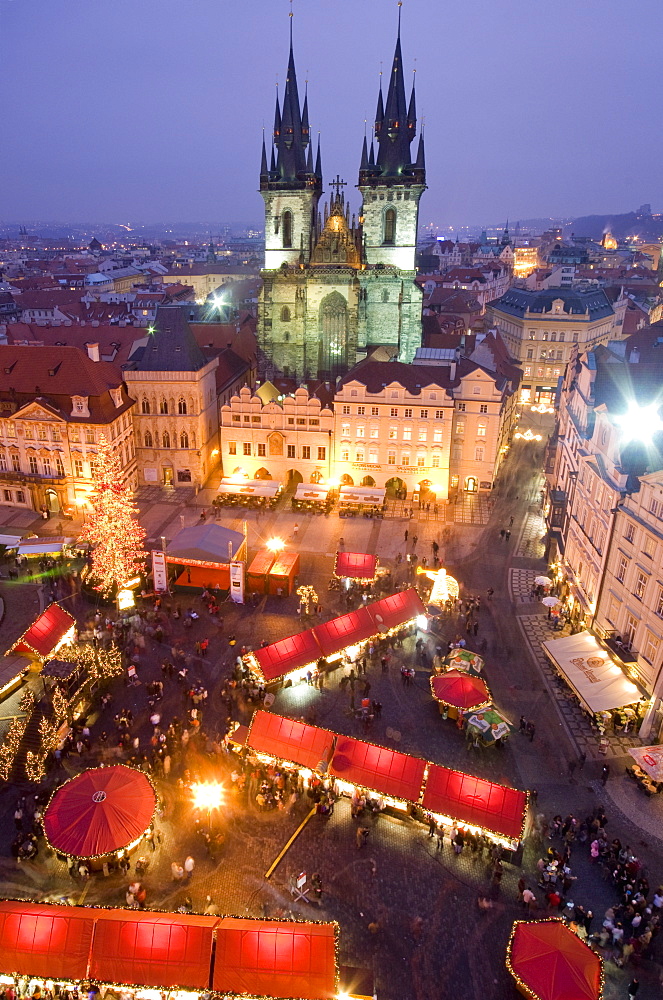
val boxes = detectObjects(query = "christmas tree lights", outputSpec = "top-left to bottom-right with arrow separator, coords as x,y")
79,434 -> 146,596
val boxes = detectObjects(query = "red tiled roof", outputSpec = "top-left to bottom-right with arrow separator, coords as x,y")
0,344 -> 125,396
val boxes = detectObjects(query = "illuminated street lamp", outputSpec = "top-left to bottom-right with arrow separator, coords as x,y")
191,781 -> 224,829
266,537 -> 286,553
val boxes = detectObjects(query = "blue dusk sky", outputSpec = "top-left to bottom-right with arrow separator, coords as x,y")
0,0 -> 660,227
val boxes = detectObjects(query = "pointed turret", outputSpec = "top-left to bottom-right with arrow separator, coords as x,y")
374,86 -> 384,138
368,140 -> 375,166
360,135 -> 369,171
315,137 -> 322,178
265,26 -> 316,187
260,135 -> 268,178
273,90 -> 281,140
407,79 -> 416,132
306,142 -> 314,173
301,88 -> 310,143
415,131 -> 425,170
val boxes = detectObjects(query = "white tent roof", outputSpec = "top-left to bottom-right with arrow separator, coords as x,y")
294,484 -> 330,501
339,487 -> 386,504
17,538 -> 74,556
542,630 -> 642,713
217,481 -> 280,498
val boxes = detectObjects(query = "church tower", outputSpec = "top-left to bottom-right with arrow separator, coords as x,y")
259,24 -> 322,270
357,13 -> 426,362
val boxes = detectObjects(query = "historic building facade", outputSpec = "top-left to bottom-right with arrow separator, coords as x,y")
257,25 -> 425,381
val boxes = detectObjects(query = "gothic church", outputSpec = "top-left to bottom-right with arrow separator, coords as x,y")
258,19 -> 426,380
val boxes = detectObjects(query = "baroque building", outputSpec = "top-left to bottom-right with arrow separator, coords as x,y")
258,21 -> 425,381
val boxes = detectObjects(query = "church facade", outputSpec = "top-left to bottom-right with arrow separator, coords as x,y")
258,24 -> 425,381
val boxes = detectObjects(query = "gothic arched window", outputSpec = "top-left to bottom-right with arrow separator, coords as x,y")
178,397 -> 187,414
382,289 -> 389,303
282,210 -> 293,249
160,398 -> 168,414
141,398 -> 150,414
180,431 -> 189,449
384,207 -> 396,245
162,431 -> 170,449
318,291 -> 348,377
144,430 -> 153,448
281,305 -> 291,322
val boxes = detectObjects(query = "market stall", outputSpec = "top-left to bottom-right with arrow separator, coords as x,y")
251,628 -> 324,684
247,548 -> 277,594
444,648 -> 484,676
247,711 -> 335,772
8,603 -> 76,662
330,735 -> 426,811
0,900 -> 339,1000
267,550 -> 300,596
430,670 -> 491,718
16,537 -> 75,558
463,705 -> 516,747
506,919 -> 603,1000
338,486 -> 386,518
292,483 -> 332,512
422,763 -> 528,847
542,630 -> 643,716
314,606 -> 376,659
165,523 -> 246,591
333,551 -> 378,583
43,764 -> 157,868
215,479 -> 282,508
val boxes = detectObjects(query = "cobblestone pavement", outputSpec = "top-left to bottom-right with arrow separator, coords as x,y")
0,440 -> 662,998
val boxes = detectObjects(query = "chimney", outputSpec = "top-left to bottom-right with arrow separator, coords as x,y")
86,342 -> 100,362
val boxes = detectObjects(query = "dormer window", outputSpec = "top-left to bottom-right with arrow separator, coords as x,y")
72,396 -> 89,417
110,387 -> 122,408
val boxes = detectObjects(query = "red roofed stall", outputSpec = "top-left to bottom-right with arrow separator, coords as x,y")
9,603 -> 75,659
313,606 -> 375,657
90,909 -> 217,990
251,628 -> 322,683
422,763 -> 527,842
368,589 -> 426,633
0,900 -> 94,982
506,919 -> 602,1000
213,917 -> 337,1000
248,710 -> 335,772
330,735 -> 426,805
334,551 -> 378,581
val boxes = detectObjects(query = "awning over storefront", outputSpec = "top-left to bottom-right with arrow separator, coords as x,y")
334,551 -> 378,580
314,607 -> 375,657
253,629 -> 322,682
248,711 -> 335,772
330,735 -> 426,803
217,480 -> 281,499
0,900 -> 94,982
9,603 -> 75,658
628,745 -> 663,781
542,630 -> 642,713
339,487 -> 386,505
422,764 -> 527,841
90,910 -> 217,990
17,537 -> 74,557
294,483 -> 330,503
213,918 -> 337,1000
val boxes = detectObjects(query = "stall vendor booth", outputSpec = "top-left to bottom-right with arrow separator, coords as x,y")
215,479 -> 282,509
8,604 -> 76,663
292,483 -> 332,512
247,548 -> 277,594
16,537 -> 75,559
338,486 -> 386,518
333,551 -> 378,584
506,919 -> 603,1000
267,550 -> 300,596
444,648 -> 484,676
542,630 -> 644,727
0,900 -> 339,1000
463,705 -> 516,747
241,711 -> 529,852
43,764 -> 157,870
430,671 -> 491,719
164,523 -> 246,591
244,589 -> 427,686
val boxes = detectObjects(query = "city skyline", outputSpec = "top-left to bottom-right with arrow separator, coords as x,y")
1,0 -> 661,226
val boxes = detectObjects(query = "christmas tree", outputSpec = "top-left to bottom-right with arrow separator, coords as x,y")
80,434 -> 146,596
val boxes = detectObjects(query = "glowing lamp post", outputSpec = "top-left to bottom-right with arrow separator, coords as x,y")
266,537 -> 286,553
191,781 -> 224,830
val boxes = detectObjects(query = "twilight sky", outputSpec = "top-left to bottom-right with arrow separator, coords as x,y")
0,0 -> 660,228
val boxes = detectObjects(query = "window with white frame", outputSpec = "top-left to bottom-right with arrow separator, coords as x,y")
643,536 -> 656,559
401,454 -> 410,466
475,446 -> 484,462
418,428 -> 427,441
389,427 -> 397,439
477,422 -> 486,437
341,423 -> 350,436
634,571 -> 647,601
370,426 -> 379,438
624,523 -> 635,543
356,425 -> 365,438
623,613 -> 637,647
341,449 -> 349,462
342,405 -> 350,415
616,555 -> 628,582
435,410 -> 444,420
387,451 -> 396,465
643,631 -> 659,665
431,454 -> 440,467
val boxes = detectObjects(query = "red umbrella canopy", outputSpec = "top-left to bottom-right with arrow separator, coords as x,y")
44,765 -> 157,859
507,920 -> 602,1000
430,670 -> 491,710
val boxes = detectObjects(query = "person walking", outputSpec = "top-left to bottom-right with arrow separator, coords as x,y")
412,534 -> 418,548
293,523 -> 299,538
184,856 -> 195,880
519,715 -> 527,734
601,763 -> 610,786
404,530 -> 409,543
578,752 -> 586,771
526,722 -> 535,742
627,979 -> 639,999
356,827 -> 369,849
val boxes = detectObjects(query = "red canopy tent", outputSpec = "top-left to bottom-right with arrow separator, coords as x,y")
368,589 -> 426,632
248,710 -> 335,772
9,603 -> 75,659
44,764 -> 157,858
0,901 -> 94,982
430,670 -> 491,710
334,551 -> 378,580
252,629 -> 322,683
330,735 -> 426,803
506,919 -> 603,1000
313,606 -> 375,657
213,917 -> 337,1000
422,764 -> 527,841
90,910 -> 217,990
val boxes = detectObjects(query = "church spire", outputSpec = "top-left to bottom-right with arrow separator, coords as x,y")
269,13 -> 311,184
415,129 -> 425,170
367,6 -> 419,178
260,133 -> 268,178
315,135 -> 322,178
360,134 -> 369,171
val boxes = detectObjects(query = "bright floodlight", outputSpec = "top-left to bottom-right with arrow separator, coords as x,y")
266,536 -> 285,552
615,401 -> 663,444
191,782 -> 223,813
